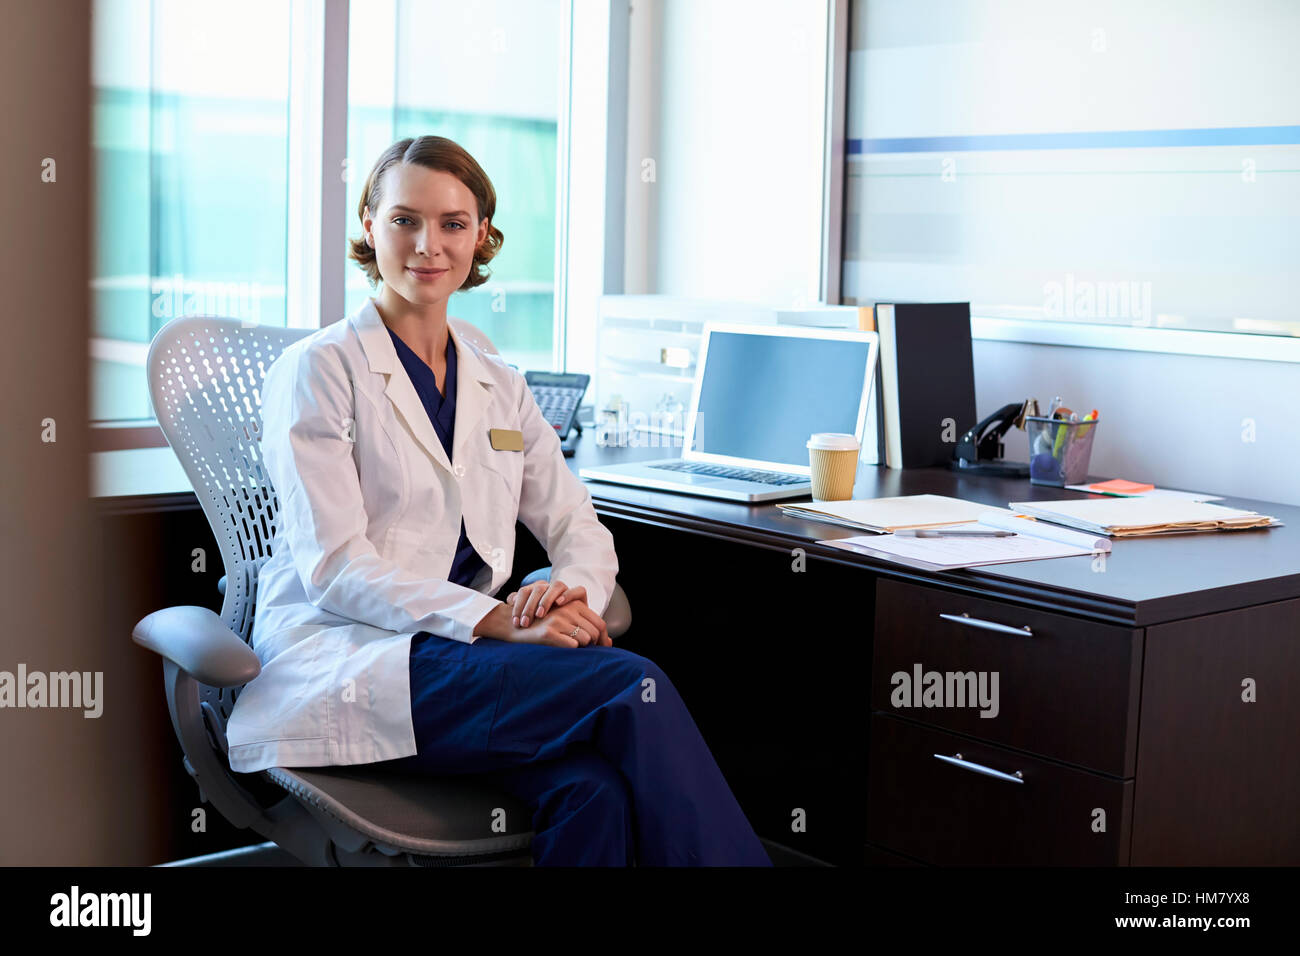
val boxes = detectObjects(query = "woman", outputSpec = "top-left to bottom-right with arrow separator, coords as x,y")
225,135 -> 770,867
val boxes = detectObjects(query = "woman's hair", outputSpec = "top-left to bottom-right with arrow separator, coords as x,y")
347,135 -> 504,291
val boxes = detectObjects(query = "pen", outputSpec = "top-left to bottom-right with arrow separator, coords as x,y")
894,529 -> 1016,538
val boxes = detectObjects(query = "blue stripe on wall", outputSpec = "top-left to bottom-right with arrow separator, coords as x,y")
849,126 -> 1300,154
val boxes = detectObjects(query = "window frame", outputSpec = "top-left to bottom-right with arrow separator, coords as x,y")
558,0 -> 628,381
91,0 -> 597,459
825,0 -> 1300,365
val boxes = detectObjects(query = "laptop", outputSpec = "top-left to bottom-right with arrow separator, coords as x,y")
580,322 -> 879,502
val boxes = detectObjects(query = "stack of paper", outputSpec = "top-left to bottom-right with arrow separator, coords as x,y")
820,512 -> 1111,570
1009,498 -> 1279,537
778,494 -> 996,533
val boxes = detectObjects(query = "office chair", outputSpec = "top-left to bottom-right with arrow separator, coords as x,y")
131,314 -> 631,866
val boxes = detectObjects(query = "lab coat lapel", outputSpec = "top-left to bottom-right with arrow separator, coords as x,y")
351,298 -> 494,477
447,322 -> 494,467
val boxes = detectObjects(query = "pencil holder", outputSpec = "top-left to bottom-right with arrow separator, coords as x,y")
1025,415 -> 1099,486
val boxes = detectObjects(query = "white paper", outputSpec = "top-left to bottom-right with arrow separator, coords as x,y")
1064,484 -> 1225,502
821,530 -> 1098,569
977,512 -> 1111,552
778,494 -> 995,532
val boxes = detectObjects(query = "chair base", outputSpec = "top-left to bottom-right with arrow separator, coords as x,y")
158,840 -> 533,867
161,837 -> 823,867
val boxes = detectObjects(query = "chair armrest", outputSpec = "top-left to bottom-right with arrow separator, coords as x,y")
603,583 -> 631,639
132,606 -> 261,688
520,567 -> 552,588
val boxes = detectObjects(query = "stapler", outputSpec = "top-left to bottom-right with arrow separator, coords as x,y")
951,400 -> 1034,477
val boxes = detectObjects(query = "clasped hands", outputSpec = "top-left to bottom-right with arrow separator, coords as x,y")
504,579 -> 612,648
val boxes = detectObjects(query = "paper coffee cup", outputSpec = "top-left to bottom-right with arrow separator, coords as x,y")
806,432 -> 860,501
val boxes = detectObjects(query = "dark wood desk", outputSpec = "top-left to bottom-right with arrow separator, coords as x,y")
567,436 -> 1300,866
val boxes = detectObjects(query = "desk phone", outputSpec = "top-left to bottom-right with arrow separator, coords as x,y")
525,371 -> 589,457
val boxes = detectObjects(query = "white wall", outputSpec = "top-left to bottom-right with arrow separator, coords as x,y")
628,0 -> 1300,506
976,340 -> 1300,506
625,0 -> 829,308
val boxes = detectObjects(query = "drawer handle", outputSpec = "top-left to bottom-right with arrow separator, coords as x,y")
939,612 -> 1033,637
933,752 -> 1025,784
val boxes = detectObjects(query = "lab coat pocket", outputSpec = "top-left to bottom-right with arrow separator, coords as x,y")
386,525 -> 448,574
227,629 -> 331,747
478,449 -> 523,500
475,455 -> 524,549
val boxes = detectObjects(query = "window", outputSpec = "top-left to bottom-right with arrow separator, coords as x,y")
344,0 -> 566,373
90,0 -> 568,442
842,0 -> 1300,340
91,0 -> 292,425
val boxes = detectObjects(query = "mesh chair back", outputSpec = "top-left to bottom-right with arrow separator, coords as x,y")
147,316 -> 312,723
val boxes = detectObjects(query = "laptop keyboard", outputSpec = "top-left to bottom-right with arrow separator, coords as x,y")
648,460 -> 808,486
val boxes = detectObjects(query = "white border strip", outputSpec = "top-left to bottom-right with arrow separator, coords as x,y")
562,0 -> 622,378
286,0 -> 326,330
318,0 -> 350,329
91,336 -> 149,367
553,0 -> 574,372
821,0 -> 848,304
972,316 -> 1300,364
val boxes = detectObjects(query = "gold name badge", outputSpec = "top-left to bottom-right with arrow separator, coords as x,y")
489,428 -> 524,451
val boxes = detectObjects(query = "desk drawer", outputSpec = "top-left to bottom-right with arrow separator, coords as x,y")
873,578 -> 1141,776
867,714 -> 1132,865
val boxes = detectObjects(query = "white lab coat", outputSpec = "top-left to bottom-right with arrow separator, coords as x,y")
224,296 -> 618,774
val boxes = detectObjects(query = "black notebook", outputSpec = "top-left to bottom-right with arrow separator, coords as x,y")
874,302 -> 977,469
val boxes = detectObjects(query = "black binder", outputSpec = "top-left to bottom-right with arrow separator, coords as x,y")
874,301 -> 977,469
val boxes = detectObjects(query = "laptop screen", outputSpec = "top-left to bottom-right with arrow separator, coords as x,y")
689,329 -> 875,467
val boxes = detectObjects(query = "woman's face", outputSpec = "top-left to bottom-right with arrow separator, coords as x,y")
363,162 -> 489,304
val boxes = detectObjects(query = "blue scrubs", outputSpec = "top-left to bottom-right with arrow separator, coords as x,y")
386,325 -> 487,587
382,324 -> 771,867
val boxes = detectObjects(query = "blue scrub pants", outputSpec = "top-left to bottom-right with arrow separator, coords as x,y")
382,632 -> 772,867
